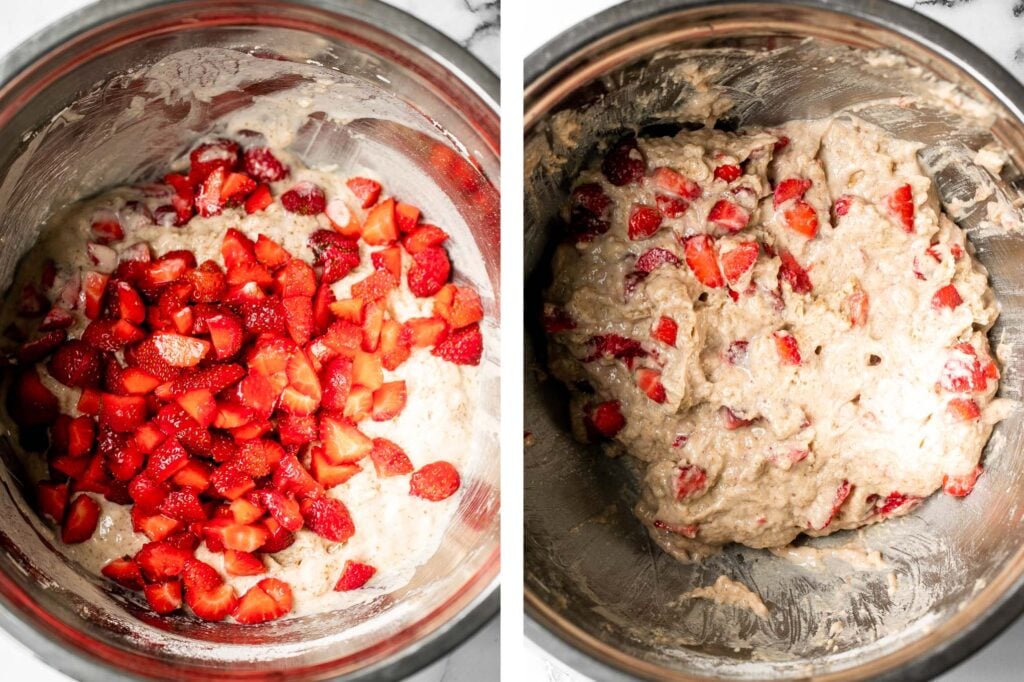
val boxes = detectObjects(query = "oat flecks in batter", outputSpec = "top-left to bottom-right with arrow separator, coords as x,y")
545,115 -> 1010,562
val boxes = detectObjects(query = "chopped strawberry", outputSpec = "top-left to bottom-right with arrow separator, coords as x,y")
128,475 -> 170,514
224,549 -> 265,577
346,177 -> 382,208
90,211 -> 125,245
9,369 -> 60,427
244,184 -> 274,214
651,166 -> 701,199
167,363 -> 245,397
243,147 -> 288,182
189,139 -> 239,183
232,583 -> 286,624
720,406 -> 755,429
181,557 -> 223,594
433,285 -> 484,330
172,460 -> 212,491
101,557 -> 145,589
683,235 -> 724,288
707,200 -> 750,233
176,388 -> 217,427
634,248 -> 680,276
145,438 -> 189,482
258,577 -> 293,614
627,204 -> 663,240
362,198 -> 398,245
18,329 -> 67,364
82,271 -> 109,320
407,246 -> 451,297
834,195 -> 853,217
195,167 -> 228,217
274,259 -> 316,298
778,248 -> 813,294
372,381 -> 407,422
149,332 -> 210,368
948,397 -> 981,422
772,178 -> 811,208
782,200 -> 819,238
714,164 -> 742,182
272,453 -> 322,500
39,306 -> 74,331
887,184 -> 915,232
814,480 -> 852,530
402,225 -> 450,255
404,317 -> 448,348
233,439 -> 284,478
635,367 -> 666,403
432,322 -> 483,365
371,247 -> 403,282
99,394 -> 148,432
281,296 -> 314,346
132,511 -> 180,542
409,461 -> 461,501
247,489 -> 303,532
61,495 -> 100,543
344,386 -> 375,422
320,415 -> 373,464
220,172 -> 257,206
942,466 -> 983,497
145,581 -> 183,614
281,181 -> 326,215
320,356 -> 354,413
377,320 -> 412,371
602,136 -> 646,186
159,490 -> 207,523
335,560 -> 376,591
719,241 -> 759,285
655,194 -> 689,218
875,491 -> 920,516
312,283 -> 336,336
300,496 -> 355,542
585,401 -> 625,438
352,270 -> 397,303
105,438 -> 145,481
310,446 -> 361,488
584,334 -> 646,363
37,481 -> 69,523
773,330 -> 801,365
361,438 -> 411,478
206,312 -> 245,360
187,582 -> 237,622
674,465 -> 707,500
932,284 -> 963,310
651,316 -> 677,346
395,202 -> 421,232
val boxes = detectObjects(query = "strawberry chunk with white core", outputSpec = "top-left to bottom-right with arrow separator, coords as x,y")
3,141 -> 486,624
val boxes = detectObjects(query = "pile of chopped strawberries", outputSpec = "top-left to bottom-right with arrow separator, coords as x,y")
5,139 -> 483,624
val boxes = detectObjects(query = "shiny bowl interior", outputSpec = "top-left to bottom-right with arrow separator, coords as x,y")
525,1 -> 1024,680
0,1 -> 499,680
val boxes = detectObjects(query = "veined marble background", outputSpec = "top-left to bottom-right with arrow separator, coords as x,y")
523,1 -> 1024,681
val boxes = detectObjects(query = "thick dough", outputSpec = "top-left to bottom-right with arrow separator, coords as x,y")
545,116 -> 1005,562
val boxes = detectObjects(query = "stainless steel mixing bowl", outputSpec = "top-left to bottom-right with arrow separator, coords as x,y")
0,1 -> 499,679
525,1 -> 1024,679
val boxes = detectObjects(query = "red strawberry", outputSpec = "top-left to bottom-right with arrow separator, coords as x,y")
18,329 -> 67,364
366,438 -> 413,477
651,167 -> 701,199
187,582 -> 237,622
371,381 -> 407,422
942,466 -> 983,497
335,561 -> 376,591
182,557 -> 222,594
320,356 -> 354,413
410,461 -> 461,501
887,184 -> 915,232
432,323 -> 483,365
101,557 -> 145,589
150,332 -> 210,367
773,330 -> 801,365
272,454 -> 322,500
584,334 -> 646,363
720,406 -> 755,429
627,204 -> 663,240
602,136 -> 646,186
145,581 -> 182,614
167,363 -> 245,397
782,200 -> 819,238
932,284 -> 963,310
719,241 -> 759,285
311,446 -> 362,488
343,386 -> 374,422
281,296 -> 314,346
224,550 -> 265,577
402,225 -> 450,255
234,439 -> 284,478
145,438 -> 189,482
778,249 -> 812,294
131,511 -> 180,542
172,460 -> 212,490
211,463 -> 257,500
99,394 -> 148,432
407,246 -> 451,297
247,489 -> 303,532
300,496 -> 355,542
655,194 -> 689,218
189,139 -> 239,182
674,465 -> 707,500
362,198 -> 398,245
651,316 -> 677,346
404,317 -> 448,348
875,491 -> 920,516
37,482 -> 69,523
834,195 -> 853,217
176,388 -> 217,427
320,415 -> 373,464
244,184 -> 274,214
635,368 -> 666,403
81,271 -> 109,321
275,259 -> 317,297
707,200 -> 749,233
186,261 -> 227,304
259,577 -> 293,614
360,301 -> 385,353
683,235 -> 724,288
395,202 -> 421,232
220,172 -> 257,206
159,490 -> 207,523
346,177 -> 382,208
9,369 -> 60,427
725,340 -> 749,365
714,164 -> 742,182
635,247 -> 679,273
206,312 -> 245,360
220,523 -> 269,552
39,306 -> 74,332
948,397 -> 981,422
372,245 -> 403,280
277,413 -> 317,446
378,320 -> 412,370
814,479 -> 852,530
232,583 -> 286,624
243,147 -> 288,183
90,211 -> 124,245
61,495 -> 100,543
281,181 -> 326,215
773,178 -> 811,208
128,475 -> 170,514
585,401 -> 625,438
222,228 -> 257,270
195,167 -> 228,217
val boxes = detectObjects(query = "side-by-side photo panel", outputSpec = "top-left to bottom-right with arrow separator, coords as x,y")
525,1 -> 1024,681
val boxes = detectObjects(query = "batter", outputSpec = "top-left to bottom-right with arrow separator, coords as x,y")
545,115 -> 1006,562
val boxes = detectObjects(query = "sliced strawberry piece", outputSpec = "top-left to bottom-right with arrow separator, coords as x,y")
584,334 -> 646,363
724,340 -> 749,366
160,490 -> 207,523
90,210 -> 124,245
244,183 -> 273,214
683,235 -> 723,288
714,164 -> 742,182
351,350 -> 383,391
362,198 -> 398,245
181,557 -> 223,595
275,259 -> 316,298
167,363 -> 245,397
720,406 -> 756,429
101,556 -> 145,589
312,283 -> 336,336
232,584 -> 285,624
187,582 -> 237,622
635,247 -> 680,273
432,322 -> 483,366
106,437 -> 145,481
82,271 -> 109,320
371,381 -> 407,422
280,296 -> 313,346
707,200 -> 750,233
189,139 -> 239,183
602,136 -> 646,186
99,394 -> 148,432
221,229 -> 257,271
221,172 -> 257,206
434,285 -> 484,330
719,241 -> 759,286
234,439 -> 284,478
655,194 -> 689,218
378,320 -> 412,371
875,491 -> 921,516
150,332 -> 210,368
948,397 -> 981,422
243,147 -> 288,183
887,184 -> 915,232
145,581 -> 182,614
172,460 -> 212,491
650,316 -> 678,346
299,496 -> 355,543
259,577 -> 293,614
320,415 -> 373,464
584,401 -> 625,439
404,317 -> 448,348
335,560 -> 376,591
346,177 -> 382,208
635,367 -> 666,403
211,463 -> 257,501
131,510 -> 180,542
407,246 -> 451,297
319,355 -> 354,413
773,330 -> 801,365
813,479 -> 852,530
175,388 -> 217,427
352,270 -> 398,303
281,181 -> 326,215
773,178 -> 811,208
410,461 -> 461,501
206,312 -> 245,360
146,437 -> 189,482
942,466 -> 983,497
224,549 -> 266,577
247,489 -> 303,532
37,481 -> 69,524
360,301 -> 385,352
39,306 -> 74,332
395,202 -> 421,232
220,523 -> 269,552
403,225 -> 450,255
61,495 -> 100,543
674,465 -> 707,500
18,329 -> 67,364
371,246 -> 403,280
363,438 -> 411,477
651,166 -> 701,199
277,413 -> 317,446
9,369 -> 60,427
932,284 -> 963,310
195,166 -> 227,217
311,446 -> 362,488
343,386 -> 374,423
627,204 -> 663,240
778,249 -> 813,294
782,200 -> 819,238
128,475 -> 170,514
272,453 -> 322,500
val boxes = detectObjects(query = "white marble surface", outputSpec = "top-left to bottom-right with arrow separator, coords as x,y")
0,1 -> 498,681
523,0 -> 1024,680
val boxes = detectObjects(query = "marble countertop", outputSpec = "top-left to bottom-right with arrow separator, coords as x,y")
0,1 -> 498,681
524,1 -> 1024,681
